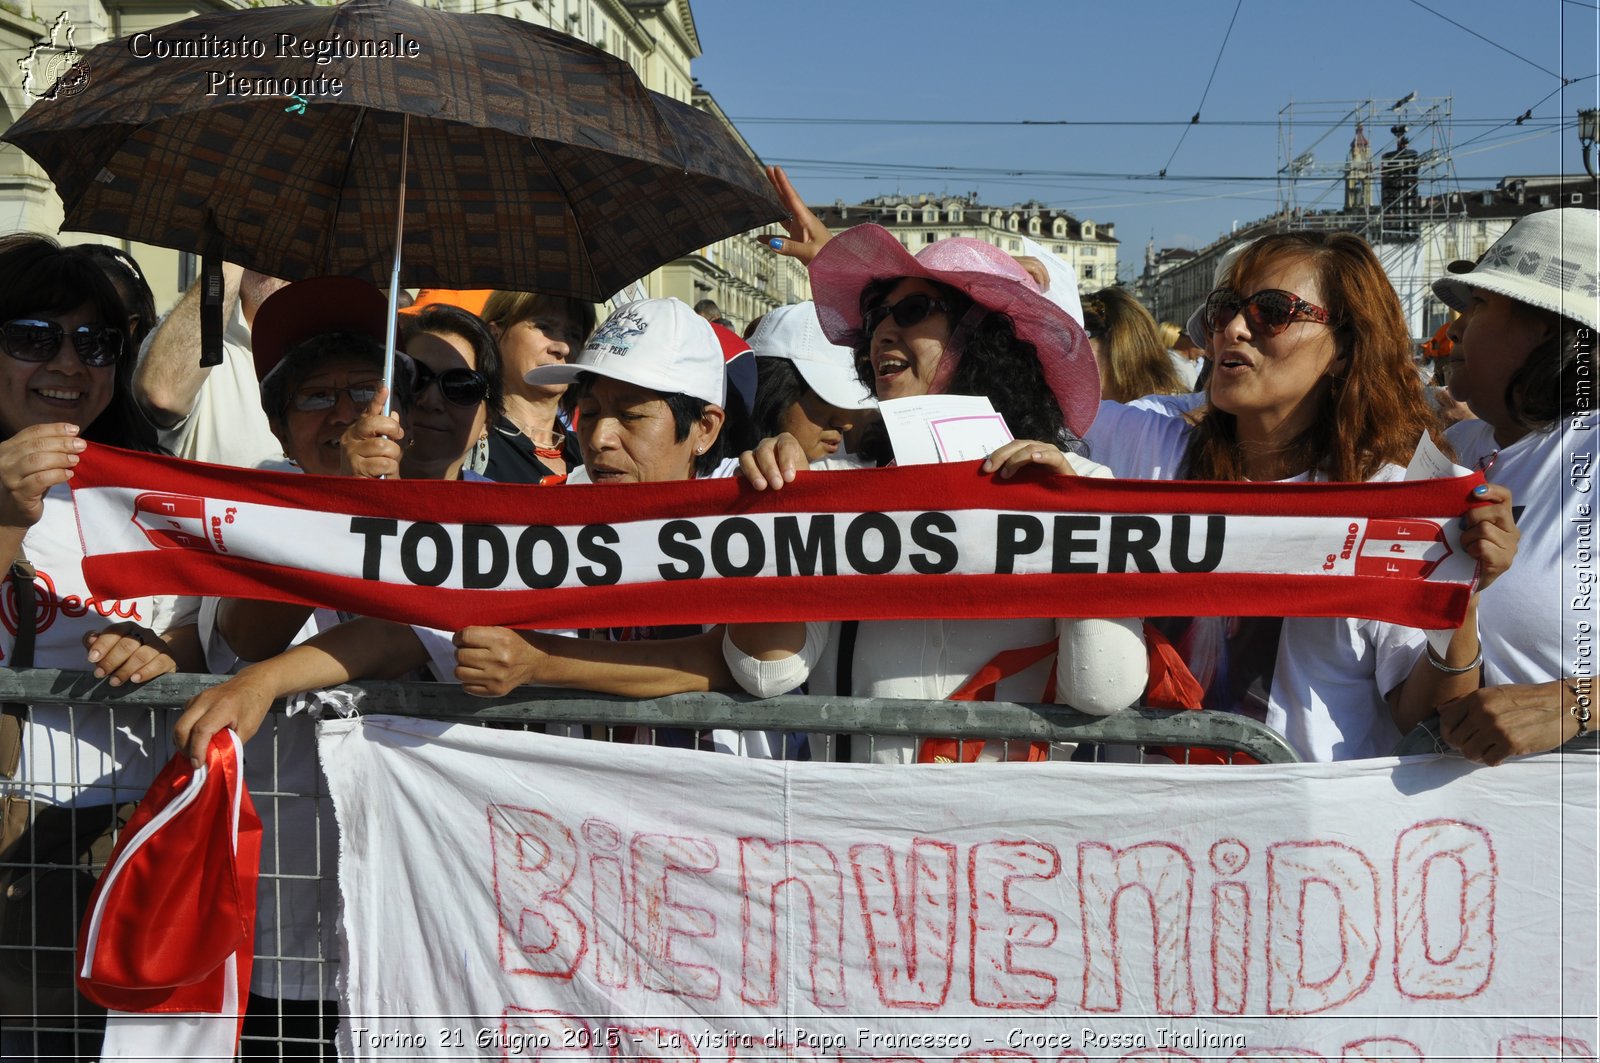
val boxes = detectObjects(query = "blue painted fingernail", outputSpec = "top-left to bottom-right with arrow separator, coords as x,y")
768,238 -> 783,250
1472,484 -> 1488,495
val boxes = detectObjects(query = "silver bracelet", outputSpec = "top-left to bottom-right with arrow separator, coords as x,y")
1570,680 -> 1593,737
1425,642 -> 1483,675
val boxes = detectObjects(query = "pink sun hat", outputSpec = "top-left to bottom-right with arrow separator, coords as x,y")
809,224 -> 1099,437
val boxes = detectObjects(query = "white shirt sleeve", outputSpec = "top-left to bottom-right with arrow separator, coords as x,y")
722,621 -> 832,698
1055,617 -> 1147,715
1083,399 -> 1193,479
1371,620 -> 1428,701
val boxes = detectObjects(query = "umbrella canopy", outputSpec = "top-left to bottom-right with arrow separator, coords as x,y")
2,0 -> 784,300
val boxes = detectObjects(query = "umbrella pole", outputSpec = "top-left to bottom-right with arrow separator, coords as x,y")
381,114 -> 411,417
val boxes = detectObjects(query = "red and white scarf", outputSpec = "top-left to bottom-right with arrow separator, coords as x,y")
70,443 -> 1483,631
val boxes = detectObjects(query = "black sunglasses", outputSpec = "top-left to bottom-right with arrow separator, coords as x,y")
861,293 -> 951,338
1202,288 -> 1332,338
290,384 -> 381,413
2,318 -> 123,368
411,361 -> 489,408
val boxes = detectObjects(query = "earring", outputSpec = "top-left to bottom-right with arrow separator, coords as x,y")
470,433 -> 490,473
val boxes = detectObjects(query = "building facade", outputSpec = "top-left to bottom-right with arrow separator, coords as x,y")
810,193 -> 1121,290
1139,171 -> 1600,340
0,0 -> 805,324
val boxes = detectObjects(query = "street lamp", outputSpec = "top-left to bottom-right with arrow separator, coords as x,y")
1581,109 -> 1600,179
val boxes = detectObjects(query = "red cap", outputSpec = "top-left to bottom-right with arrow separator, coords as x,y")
711,322 -> 756,414
250,276 -> 392,382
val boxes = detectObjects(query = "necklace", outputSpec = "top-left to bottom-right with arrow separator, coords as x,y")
501,413 -> 565,459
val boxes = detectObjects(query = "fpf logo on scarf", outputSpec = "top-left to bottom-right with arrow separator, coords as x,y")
343,510 -> 1231,589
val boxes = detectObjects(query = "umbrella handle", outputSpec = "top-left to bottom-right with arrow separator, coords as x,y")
381,114 -> 411,422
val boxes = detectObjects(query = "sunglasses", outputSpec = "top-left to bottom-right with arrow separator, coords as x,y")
411,361 -> 489,407
291,384 -> 380,412
861,293 -> 951,338
2,318 -> 123,368
1202,288 -> 1332,337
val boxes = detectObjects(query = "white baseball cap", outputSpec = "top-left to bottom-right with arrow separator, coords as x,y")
525,297 -> 725,407
747,302 -> 878,411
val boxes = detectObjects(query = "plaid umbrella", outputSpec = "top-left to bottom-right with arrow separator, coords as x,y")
2,0 -> 783,300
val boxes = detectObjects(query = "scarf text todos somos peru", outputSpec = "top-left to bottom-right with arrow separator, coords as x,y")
70,444 -> 1485,632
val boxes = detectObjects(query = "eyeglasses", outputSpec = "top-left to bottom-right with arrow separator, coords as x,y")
1203,288 -> 1332,337
411,361 -> 489,407
1,319 -> 123,367
861,293 -> 951,338
290,384 -> 380,412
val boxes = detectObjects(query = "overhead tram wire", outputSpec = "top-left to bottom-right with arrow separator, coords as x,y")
1449,75 -> 1595,156
1157,0 -> 1243,178
730,115 -> 1553,129
768,157 -> 1528,187
1404,0 -> 1571,83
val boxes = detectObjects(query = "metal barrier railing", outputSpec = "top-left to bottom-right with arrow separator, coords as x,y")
0,667 -> 1301,763
1393,715 -> 1600,758
0,667 -> 1299,1060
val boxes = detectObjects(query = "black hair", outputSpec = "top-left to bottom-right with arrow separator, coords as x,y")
566,371 -> 727,478
259,330 -> 410,424
0,234 -> 163,452
752,357 -> 810,439
1504,302 -> 1593,433
853,277 -> 1076,450
400,304 -> 505,422
72,244 -> 157,352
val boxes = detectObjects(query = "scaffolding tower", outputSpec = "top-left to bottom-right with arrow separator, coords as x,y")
1274,96 -> 1465,336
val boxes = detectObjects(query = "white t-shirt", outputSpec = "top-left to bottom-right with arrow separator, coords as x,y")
728,614 -> 1146,764
723,454 -> 1148,763
6,484 -> 198,805
150,301 -> 286,469
1127,390 -> 1206,419
1080,401 -> 1425,761
1166,349 -> 1203,390
1447,414 -> 1598,685
1084,398 -> 1192,479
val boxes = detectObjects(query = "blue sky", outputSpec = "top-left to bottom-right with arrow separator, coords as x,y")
692,0 -> 1599,278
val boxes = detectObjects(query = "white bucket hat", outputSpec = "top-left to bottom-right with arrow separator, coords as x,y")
525,297 -> 725,407
1432,207 -> 1599,331
747,302 -> 877,411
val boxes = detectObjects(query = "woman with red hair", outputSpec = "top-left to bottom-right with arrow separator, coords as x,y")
758,179 -> 1517,761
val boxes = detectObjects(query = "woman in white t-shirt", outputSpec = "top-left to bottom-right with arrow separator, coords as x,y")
1427,208 -> 1598,764
1079,231 -> 1519,761
0,235 -> 202,803
0,235 -> 200,1063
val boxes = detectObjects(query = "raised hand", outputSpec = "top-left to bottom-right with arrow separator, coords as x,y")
757,166 -> 833,266
340,385 -> 405,479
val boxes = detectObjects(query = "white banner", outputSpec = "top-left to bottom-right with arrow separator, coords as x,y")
318,717 -> 1599,1061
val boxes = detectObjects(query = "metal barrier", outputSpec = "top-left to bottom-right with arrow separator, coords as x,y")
0,667 -> 1299,1061
1393,715 -> 1600,757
